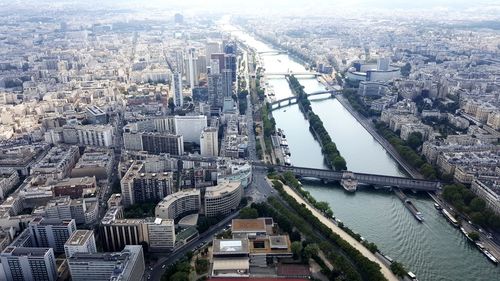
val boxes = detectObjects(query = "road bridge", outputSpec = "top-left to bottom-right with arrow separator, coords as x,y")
254,163 -> 440,192
269,90 -> 338,110
258,50 -> 288,55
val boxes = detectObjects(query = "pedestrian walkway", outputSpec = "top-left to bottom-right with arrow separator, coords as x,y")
279,182 -> 400,281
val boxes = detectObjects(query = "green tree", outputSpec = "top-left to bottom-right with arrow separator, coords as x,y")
291,241 -> 303,260
406,132 -> 423,150
168,97 -> 175,112
470,197 -> 486,213
239,207 -> 259,219
390,261 -> 407,277
468,232 -> 480,241
304,243 -> 319,259
333,156 -> 347,171
170,272 -> 189,281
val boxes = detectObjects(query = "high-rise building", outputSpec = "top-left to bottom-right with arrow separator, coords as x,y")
200,127 -> 219,157
222,68 -> 233,98
186,47 -> 198,89
171,71 -> 183,107
120,161 -> 174,206
204,180 -> 243,217
143,218 -> 175,251
155,189 -> 201,221
205,42 -> 220,63
68,245 -> 145,281
101,219 -> 143,252
208,72 -> 223,109
224,54 -> 237,82
141,132 -> 184,155
377,57 -> 390,71
28,217 -> 76,253
210,53 -> 225,73
174,115 -> 207,144
0,246 -> 57,281
174,13 -> 183,24
64,230 -> 97,258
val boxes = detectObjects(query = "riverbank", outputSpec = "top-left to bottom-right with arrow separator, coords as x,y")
335,95 -> 422,179
270,178 -> 400,281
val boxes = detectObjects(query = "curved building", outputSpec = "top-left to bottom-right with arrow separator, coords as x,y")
204,180 -> 243,217
155,189 -> 201,221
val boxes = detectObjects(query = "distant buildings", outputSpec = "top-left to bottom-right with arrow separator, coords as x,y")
171,71 -> 183,107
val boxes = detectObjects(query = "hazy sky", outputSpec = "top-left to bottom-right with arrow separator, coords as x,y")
4,0 -> 500,19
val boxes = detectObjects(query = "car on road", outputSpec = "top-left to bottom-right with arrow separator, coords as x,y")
162,265 -> 166,269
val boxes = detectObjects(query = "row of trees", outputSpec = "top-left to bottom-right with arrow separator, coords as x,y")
123,202 -> 157,218
275,172 -> 334,218
443,184 -> 500,231
237,89 -> 248,115
251,199 -> 364,281
343,89 -> 379,117
374,121 -> 438,179
269,181 -> 389,281
288,75 -> 347,171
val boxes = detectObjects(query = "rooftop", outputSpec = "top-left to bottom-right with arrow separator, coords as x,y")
232,218 -> 267,233
65,230 -> 94,246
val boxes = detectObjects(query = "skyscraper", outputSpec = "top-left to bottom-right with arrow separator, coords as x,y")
186,47 -> 198,89
171,71 -> 183,107
208,71 -> 223,109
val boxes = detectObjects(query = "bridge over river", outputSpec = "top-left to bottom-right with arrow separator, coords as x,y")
254,163 -> 441,192
269,90 -> 338,110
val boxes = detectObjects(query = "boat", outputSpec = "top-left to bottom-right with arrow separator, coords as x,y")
460,227 -> 474,242
441,209 -> 459,227
414,211 -> 424,222
280,139 -> 288,147
284,155 -> 291,166
283,146 -> 291,156
483,250 -> 499,265
407,271 -> 419,281
340,171 -> 357,192
434,203 -> 442,210
395,190 -> 423,222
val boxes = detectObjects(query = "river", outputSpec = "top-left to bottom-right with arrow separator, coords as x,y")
227,27 -> 500,281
